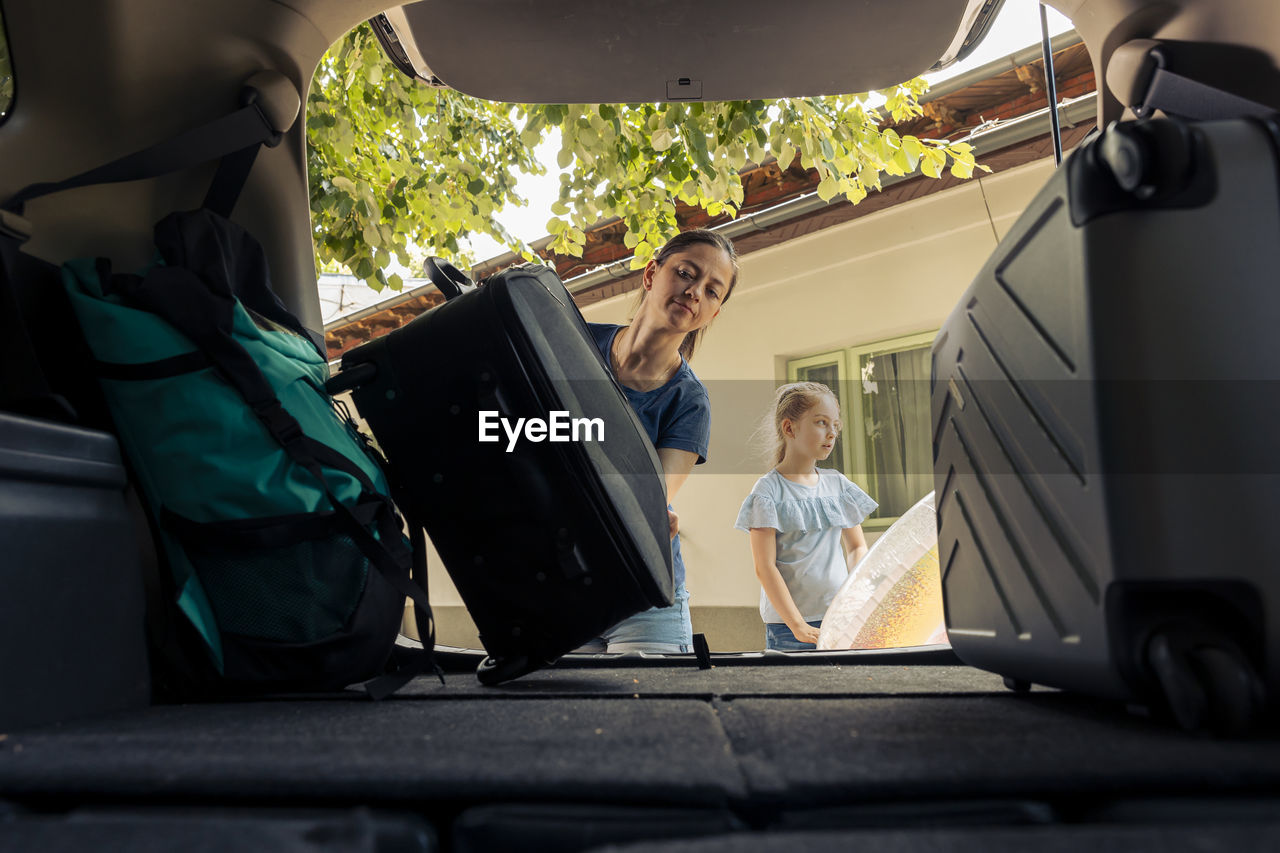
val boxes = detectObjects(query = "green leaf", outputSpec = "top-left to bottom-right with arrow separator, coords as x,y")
689,132 -> 714,174
777,142 -> 796,170
816,174 -> 839,202
901,136 -> 923,171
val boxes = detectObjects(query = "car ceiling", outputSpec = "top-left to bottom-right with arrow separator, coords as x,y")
375,0 -> 1280,123
376,0 -> 997,103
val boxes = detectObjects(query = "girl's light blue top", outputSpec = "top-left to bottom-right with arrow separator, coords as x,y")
735,468 -> 878,623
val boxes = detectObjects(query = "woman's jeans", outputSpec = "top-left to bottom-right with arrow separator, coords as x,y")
575,584 -> 692,653
765,620 -> 822,651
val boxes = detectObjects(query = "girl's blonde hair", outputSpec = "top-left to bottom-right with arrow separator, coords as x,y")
754,381 -> 840,467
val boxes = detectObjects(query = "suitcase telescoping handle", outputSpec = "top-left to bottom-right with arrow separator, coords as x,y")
325,361 -> 378,396
424,257 -> 476,300
324,256 -> 471,398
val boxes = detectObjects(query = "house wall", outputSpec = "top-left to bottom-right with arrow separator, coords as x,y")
420,155 -> 1060,651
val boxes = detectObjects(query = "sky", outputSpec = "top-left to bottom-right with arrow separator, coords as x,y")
321,0 -> 1074,323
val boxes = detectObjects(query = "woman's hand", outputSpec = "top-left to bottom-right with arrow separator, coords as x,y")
789,622 -> 821,645
657,448 -> 696,541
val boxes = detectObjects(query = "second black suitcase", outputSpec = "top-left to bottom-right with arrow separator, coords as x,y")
931,117 -> 1279,730
337,262 -> 674,683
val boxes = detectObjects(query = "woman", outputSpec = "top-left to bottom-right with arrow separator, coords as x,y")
578,228 -> 739,653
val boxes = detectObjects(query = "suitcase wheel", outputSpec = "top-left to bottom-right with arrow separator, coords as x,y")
1147,632 -> 1265,734
476,654 -> 536,686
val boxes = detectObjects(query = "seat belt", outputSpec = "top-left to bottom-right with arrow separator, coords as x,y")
1,74 -> 293,217
1122,41 -> 1277,121
0,71 -> 300,417
1138,66 -> 1276,121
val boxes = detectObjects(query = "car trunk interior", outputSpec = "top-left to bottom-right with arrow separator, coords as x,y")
4,659 -> 1280,850
3,0 -> 1280,850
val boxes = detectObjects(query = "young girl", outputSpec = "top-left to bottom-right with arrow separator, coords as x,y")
735,382 -> 878,651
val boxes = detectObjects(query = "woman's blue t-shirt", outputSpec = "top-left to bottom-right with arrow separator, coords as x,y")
587,323 -> 710,587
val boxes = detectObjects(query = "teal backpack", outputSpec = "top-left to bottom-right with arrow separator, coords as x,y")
1,75 -> 434,697
60,209 -> 434,696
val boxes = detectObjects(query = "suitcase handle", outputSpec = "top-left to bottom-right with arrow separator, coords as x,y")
424,257 -> 476,300
325,361 -> 378,396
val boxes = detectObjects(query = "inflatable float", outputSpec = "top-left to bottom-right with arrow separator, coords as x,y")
817,490 -> 948,650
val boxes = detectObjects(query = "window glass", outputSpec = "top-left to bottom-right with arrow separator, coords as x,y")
0,8 -> 11,121
855,340 -> 934,522
788,353 -> 849,475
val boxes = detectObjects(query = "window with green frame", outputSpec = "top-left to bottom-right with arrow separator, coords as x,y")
787,332 -> 935,529
0,7 -> 11,122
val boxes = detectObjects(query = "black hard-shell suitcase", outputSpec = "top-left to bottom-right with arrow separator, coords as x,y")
931,116 -> 1280,730
335,262 -> 674,683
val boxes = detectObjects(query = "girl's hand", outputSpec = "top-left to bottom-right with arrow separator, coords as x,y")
790,622 -> 821,645
668,509 -> 680,540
